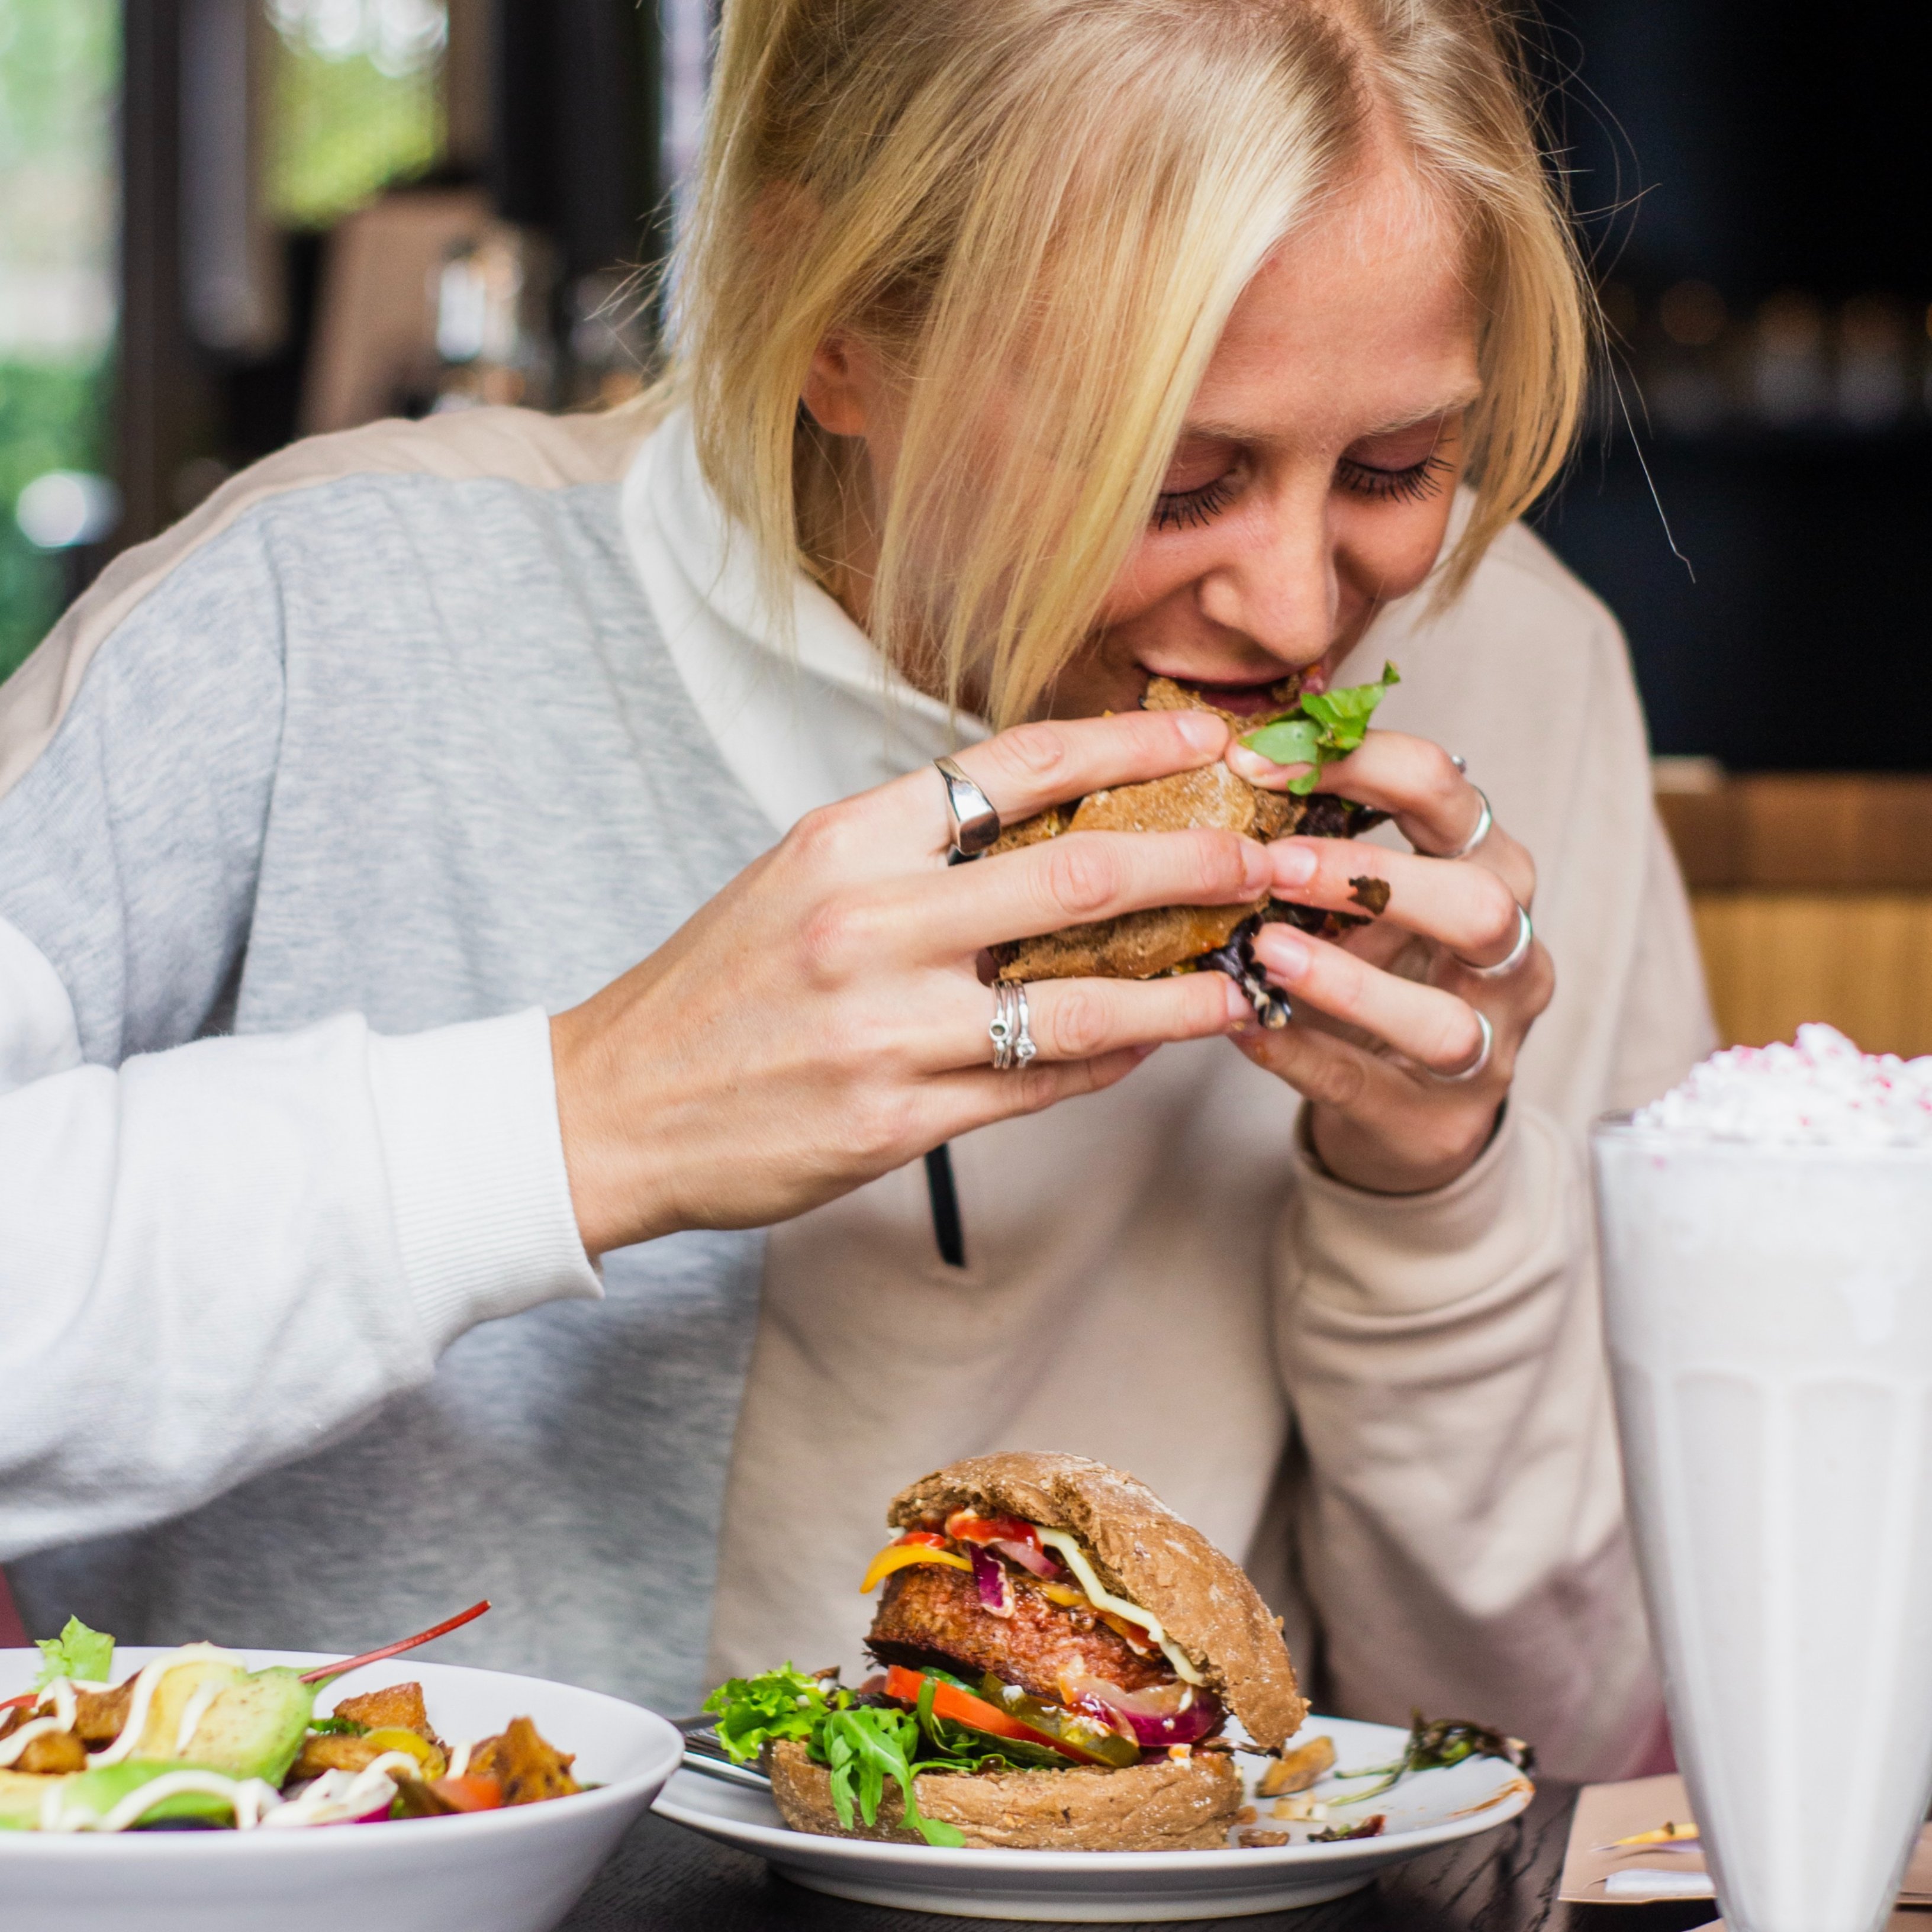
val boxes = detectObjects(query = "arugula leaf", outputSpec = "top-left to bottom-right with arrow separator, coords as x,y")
34,1616 -> 114,1690
1240,662 -> 1400,794
819,1701 -> 965,1848
703,1664 -> 838,1765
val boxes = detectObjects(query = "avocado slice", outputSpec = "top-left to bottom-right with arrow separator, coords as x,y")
60,1760 -> 242,1829
181,1668 -> 317,1784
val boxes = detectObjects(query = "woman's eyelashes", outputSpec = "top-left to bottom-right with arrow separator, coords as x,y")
1151,473 -> 1238,531
1335,450 -> 1452,504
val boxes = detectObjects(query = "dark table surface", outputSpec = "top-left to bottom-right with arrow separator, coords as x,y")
559,1783 -> 1723,1932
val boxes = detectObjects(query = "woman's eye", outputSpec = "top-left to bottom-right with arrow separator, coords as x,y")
1151,474 -> 1237,532
1335,451 -> 1452,505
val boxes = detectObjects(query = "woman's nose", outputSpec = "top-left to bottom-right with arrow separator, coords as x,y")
1193,490 -> 1337,671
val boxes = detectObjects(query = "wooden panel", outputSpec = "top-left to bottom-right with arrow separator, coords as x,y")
1660,777 -> 1932,890
1692,891 -> 1932,1057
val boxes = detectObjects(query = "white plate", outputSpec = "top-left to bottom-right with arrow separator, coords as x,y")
0,1647 -> 682,1932
653,1714 -> 1534,1921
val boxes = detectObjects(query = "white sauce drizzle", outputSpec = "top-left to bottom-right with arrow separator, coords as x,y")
173,1676 -> 226,1757
0,1717 -> 66,1768
1034,1527 -> 1206,1686
446,1738 -> 473,1779
260,1751 -> 418,1828
39,1768 -> 279,1834
87,1645 -> 244,1768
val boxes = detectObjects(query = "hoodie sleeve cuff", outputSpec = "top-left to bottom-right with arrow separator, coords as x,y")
365,1007 -> 601,1354
1287,1103 -> 1553,1319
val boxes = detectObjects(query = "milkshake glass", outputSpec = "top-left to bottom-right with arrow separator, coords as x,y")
1595,1098 -> 1932,1932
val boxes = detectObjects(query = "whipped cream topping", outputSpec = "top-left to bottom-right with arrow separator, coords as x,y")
1634,1025 -> 1932,1147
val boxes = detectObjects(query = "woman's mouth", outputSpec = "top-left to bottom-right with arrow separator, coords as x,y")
1157,673 -> 1313,718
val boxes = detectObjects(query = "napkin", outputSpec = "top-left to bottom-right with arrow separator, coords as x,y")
1559,1775 -> 1932,1910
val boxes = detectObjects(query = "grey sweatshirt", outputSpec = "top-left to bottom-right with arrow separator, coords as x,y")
0,405 -> 1714,1770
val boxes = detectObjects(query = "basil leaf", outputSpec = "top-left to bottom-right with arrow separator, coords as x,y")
1239,718 -> 1322,768
34,1616 -> 114,1690
1238,662 -> 1400,795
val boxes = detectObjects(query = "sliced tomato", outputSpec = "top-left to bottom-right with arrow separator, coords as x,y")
429,1774 -> 504,1812
881,1666 -> 1112,1766
859,1541 -> 973,1594
944,1512 -> 1041,1550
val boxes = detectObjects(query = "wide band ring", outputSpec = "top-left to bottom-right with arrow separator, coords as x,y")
1427,784 -> 1493,862
1453,903 -> 1533,979
1431,1009 -> 1493,1084
990,980 -> 1036,1072
935,756 -> 1002,862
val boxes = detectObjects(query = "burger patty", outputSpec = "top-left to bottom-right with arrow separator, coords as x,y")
868,1561 -> 1174,1703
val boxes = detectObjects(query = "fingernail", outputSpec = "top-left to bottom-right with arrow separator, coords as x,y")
1222,978 -> 1252,1027
1227,742 -> 1312,784
1271,841 -> 1318,888
1257,926 -> 1311,980
1242,839 -> 1273,893
1174,712 -> 1226,752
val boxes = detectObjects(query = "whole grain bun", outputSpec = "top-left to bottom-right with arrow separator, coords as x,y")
768,1738 -> 1241,1851
987,677 -> 1370,984
887,1451 -> 1307,1750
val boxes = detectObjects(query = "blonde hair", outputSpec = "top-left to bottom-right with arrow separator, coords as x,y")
655,0 -> 1590,727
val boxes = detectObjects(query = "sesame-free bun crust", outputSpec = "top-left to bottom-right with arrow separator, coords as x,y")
887,1451 -> 1308,1750
768,1738 -> 1242,1851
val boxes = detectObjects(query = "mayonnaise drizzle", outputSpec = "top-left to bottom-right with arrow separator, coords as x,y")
173,1677 -> 226,1757
446,1738 -> 473,1779
1034,1527 -> 1206,1686
87,1645 -> 244,1768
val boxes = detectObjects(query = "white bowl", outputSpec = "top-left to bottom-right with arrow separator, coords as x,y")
0,1647 -> 682,1932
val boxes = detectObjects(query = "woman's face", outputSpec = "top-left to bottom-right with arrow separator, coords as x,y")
1052,157 -> 1481,719
802,150 -> 1482,719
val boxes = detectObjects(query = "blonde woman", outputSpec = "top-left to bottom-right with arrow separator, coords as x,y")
0,0 -> 1705,1776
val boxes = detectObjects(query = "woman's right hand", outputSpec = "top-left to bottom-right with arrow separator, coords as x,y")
550,708 -> 1268,1256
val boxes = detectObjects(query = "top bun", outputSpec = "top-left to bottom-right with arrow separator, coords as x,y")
887,1450 -> 1308,1751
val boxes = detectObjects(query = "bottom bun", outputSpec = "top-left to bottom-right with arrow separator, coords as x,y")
767,1738 -> 1242,1851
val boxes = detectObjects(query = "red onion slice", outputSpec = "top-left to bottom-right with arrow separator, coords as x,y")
990,1538 -> 1059,1579
1058,1671 -> 1225,1749
969,1544 -> 1016,1617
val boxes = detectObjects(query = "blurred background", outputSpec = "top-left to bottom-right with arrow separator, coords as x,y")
0,0 -> 1927,1054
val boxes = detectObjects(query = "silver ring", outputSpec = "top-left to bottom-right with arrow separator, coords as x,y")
1428,785 -> 1492,861
935,756 -> 1001,861
1449,753 -> 1467,774
1431,1010 -> 1493,1084
1453,903 -> 1533,978
989,980 -> 1036,1071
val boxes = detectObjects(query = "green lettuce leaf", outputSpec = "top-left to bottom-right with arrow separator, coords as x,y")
1239,662 -> 1400,794
702,1664 -> 835,1765
34,1616 -> 114,1690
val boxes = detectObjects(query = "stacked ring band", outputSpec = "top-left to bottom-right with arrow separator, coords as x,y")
990,980 -> 1036,1071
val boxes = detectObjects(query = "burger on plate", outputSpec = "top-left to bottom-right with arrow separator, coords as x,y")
703,1452 -> 1307,1851
988,666 -> 1398,1026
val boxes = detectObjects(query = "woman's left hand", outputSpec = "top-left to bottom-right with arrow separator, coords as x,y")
1224,730 -> 1552,1194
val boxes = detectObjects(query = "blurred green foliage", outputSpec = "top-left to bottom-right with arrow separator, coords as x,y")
0,363 -> 109,681
0,0 -> 119,684
266,9 -> 446,230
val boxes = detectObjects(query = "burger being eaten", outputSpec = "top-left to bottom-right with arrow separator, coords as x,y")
987,665 -> 1400,1027
703,1452 -> 1308,1850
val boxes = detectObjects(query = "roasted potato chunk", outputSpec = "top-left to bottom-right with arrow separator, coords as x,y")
16,1729 -> 86,1775
1258,1734 -> 1335,1798
468,1716 -> 579,1805
331,1681 -> 433,1739
290,1733 -> 393,1781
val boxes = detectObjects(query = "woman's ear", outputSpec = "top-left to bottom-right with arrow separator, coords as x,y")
800,333 -> 872,437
